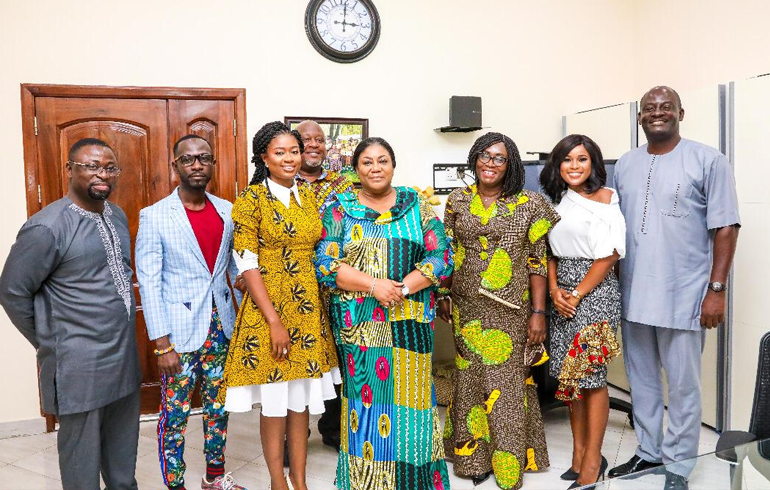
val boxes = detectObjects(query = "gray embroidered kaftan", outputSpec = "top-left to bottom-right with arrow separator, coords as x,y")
0,197 -> 140,415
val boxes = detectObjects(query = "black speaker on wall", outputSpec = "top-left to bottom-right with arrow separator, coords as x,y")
449,96 -> 482,128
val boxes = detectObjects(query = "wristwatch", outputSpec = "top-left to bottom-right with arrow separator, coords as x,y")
401,285 -> 411,297
708,281 -> 726,292
571,289 -> 582,300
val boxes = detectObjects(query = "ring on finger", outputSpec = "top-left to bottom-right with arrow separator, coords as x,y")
282,348 -> 288,355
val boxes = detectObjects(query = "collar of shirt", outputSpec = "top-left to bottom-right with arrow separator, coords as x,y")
265,177 -> 303,208
295,167 -> 329,183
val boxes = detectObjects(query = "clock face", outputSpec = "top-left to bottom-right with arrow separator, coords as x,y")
306,0 -> 381,63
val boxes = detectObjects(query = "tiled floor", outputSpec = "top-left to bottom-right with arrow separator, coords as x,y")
0,388 -> 748,490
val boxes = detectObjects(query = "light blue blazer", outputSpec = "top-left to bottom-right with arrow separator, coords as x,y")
136,188 -> 242,353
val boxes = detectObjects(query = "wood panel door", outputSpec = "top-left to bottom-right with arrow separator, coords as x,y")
21,85 -> 248,420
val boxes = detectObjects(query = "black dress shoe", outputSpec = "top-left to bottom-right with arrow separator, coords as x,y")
560,467 -> 579,481
608,455 -> 662,478
664,471 -> 689,490
471,471 -> 492,486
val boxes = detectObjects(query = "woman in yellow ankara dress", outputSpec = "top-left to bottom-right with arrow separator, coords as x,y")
220,121 -> 339,490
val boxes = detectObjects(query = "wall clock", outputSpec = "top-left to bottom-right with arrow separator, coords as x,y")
305,0 -> 381,63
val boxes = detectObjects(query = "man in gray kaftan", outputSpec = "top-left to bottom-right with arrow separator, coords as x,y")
0,138 -> 141,490
610,87 -> 740,490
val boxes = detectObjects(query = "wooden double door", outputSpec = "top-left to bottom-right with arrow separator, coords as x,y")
21,84 -> 248,418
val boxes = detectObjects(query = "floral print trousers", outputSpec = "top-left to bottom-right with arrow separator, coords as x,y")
158,309 -> 229,488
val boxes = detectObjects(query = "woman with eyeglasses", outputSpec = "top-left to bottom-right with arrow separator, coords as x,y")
438,132 -> 558,490
539,135 -> 624,489
315,137 -> 453,490
218,121 -> 340,490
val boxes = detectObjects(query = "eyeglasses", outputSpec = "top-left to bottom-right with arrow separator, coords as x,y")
477,151 -> 508,167
68,161 -> 122,176
175,153 -> 216,166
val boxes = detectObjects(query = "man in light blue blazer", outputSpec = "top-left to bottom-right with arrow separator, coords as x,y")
136,135 -> 246,490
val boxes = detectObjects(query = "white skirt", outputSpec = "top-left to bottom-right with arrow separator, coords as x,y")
224,367 -> 341,417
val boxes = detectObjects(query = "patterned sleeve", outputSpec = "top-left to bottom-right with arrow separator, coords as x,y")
526,193 -> 560,277
415,197 -> 453,286
315,201 -> 346,288
231,186 -> 261,274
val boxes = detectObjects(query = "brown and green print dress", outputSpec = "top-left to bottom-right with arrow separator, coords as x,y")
443,185 -> 558,490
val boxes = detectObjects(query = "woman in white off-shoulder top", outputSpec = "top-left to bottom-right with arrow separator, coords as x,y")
540,134 -> 627,489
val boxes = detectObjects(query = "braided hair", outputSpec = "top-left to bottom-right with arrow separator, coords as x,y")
248,121 -> 304,185
467,132 -> 525,197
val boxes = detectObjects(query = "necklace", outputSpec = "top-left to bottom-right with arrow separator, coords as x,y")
478,188 -> 501,204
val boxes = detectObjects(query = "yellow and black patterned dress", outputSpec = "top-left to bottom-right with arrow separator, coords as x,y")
219,182 -> 338,413
443,185 -> 559,490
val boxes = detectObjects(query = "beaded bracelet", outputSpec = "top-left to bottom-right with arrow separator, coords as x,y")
153,344 -> 176,356
531,308 -> 547,315
437,287 -> 451,296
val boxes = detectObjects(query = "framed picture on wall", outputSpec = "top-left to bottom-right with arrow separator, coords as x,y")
285,116 -> 369,184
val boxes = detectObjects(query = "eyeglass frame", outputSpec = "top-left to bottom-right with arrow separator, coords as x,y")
476,151 -> 508,167
173,153 -> 216,167
67,160 -> 122,177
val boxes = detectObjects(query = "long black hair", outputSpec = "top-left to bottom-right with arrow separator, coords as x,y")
539,134 -> 606,203
248,121 -> 304,185
467,132 -> 525,197
351,136 -> 397,169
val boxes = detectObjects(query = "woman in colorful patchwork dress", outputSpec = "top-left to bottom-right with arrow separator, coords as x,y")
539,134 -> 625,489
438,132 -> 558,490
315,137 -> 452,490
219,121 -> 340,490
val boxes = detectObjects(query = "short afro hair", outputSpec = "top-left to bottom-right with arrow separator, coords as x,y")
68,138 -> 114,162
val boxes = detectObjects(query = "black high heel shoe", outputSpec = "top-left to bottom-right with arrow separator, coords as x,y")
567,456 -> 608,489
560,467 -> 579,481
472,471 -> 492,486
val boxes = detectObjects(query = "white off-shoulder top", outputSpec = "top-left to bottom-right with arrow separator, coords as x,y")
549,188 -> 626,260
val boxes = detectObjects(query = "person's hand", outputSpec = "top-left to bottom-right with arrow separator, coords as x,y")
437,297 -> 452,323
551,288 -> 577,318
157,350 -> 182,377
372,279 -> 404,309
268,317 -> 291,362
527,312 -> 547,345
234,274 -> 246,293
700,290 -> 726,329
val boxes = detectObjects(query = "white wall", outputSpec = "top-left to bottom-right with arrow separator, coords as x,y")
0,0 -> 637,422
630,0 -> 770,97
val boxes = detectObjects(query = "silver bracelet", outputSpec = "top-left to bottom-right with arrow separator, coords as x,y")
369,278 -> 377,296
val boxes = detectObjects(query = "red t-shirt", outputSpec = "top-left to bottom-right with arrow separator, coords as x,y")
185,199 -> 224,274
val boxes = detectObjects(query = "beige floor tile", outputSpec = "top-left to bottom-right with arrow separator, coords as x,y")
13,445 -> 61,481
0,463 -> 62,489
0,432 -> 57,465
137,435 -> 159,459
306,474 -> 339,490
